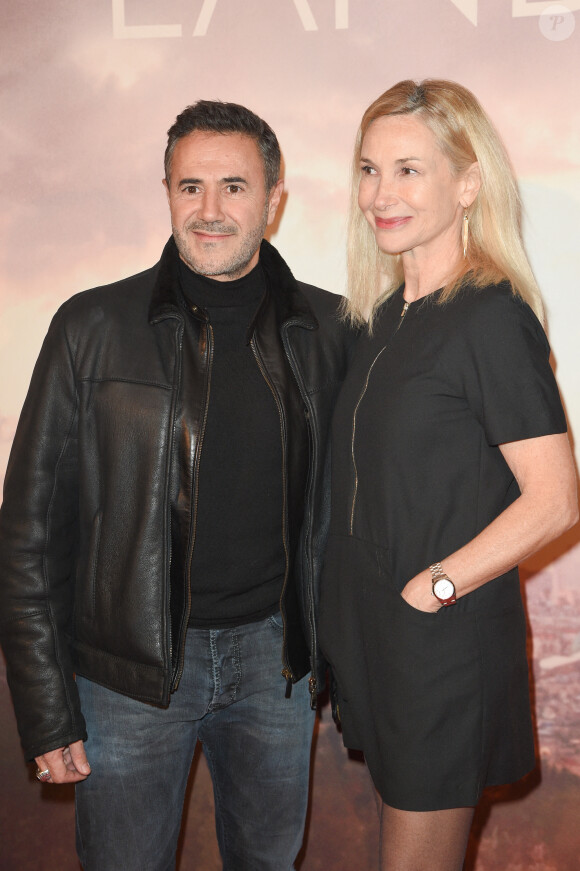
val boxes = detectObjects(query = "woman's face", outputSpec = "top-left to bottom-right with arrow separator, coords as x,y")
358,114 -> 469,265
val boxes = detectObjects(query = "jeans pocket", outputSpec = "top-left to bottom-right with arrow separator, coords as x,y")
267,611 -> 284,631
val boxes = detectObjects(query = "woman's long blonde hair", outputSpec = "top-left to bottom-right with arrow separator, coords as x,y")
345,79 -> 544,330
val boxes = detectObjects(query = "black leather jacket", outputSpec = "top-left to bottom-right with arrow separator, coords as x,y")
0,238 -> 352,760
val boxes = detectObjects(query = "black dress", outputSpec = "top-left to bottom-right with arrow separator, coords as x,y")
319,282 -> 567,811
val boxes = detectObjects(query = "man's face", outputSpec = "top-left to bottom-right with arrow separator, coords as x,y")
163,131 -> 283,281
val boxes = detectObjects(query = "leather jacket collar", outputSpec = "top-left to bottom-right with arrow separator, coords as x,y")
148,236 -> 319,333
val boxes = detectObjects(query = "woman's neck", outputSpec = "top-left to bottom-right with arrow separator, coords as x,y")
400,241 -> 463,303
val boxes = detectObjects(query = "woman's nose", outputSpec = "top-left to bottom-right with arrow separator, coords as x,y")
373,179 -> 398,211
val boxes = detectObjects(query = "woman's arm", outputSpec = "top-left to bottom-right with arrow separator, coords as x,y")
401,432 -> 578,612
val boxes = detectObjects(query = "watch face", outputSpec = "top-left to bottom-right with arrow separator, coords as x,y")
434,578 -> 454,600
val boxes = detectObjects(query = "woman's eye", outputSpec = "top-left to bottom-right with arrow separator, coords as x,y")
360,165 -> 376,176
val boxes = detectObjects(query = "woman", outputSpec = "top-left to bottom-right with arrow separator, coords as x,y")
319,80 -> 578,871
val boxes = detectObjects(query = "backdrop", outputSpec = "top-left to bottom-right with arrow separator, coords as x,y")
1,2 -> 579,869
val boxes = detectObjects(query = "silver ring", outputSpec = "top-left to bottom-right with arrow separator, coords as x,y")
36,768 -> 51,782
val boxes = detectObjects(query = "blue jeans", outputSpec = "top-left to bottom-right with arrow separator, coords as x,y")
75,613 -> 315,871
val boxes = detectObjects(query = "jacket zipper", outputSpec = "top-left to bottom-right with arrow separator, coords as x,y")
282,323 -> 319,706
349,299 -> 410,535
250,335 -> 293,685
172,321 -> 214,691
303,406 -> 319,707
165,317 -> 184,694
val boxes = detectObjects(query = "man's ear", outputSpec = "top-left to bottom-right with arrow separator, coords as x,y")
267,179 -> 285,225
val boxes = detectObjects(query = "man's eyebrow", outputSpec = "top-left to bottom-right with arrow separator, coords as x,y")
177,176 -> 248,185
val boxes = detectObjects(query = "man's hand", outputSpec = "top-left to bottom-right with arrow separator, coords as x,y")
34,740 -> 91,784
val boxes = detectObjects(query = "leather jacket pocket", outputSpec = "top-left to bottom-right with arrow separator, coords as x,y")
86,511 -> 102,618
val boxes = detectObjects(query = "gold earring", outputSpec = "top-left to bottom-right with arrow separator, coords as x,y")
462,209 -> 469,259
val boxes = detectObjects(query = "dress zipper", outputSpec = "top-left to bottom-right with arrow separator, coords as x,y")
349,347 -> 387,535
349,298 -> 410,535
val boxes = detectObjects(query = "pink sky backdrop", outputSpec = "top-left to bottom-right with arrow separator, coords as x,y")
2,0 -> 579,453
1,2 -> 580,866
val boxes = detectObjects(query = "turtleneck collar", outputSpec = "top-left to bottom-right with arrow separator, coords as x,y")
178,257 -> 266,310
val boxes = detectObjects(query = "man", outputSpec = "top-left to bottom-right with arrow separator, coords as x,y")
0,101 -> 351,870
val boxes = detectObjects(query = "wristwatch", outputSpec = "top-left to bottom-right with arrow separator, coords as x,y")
429,562 -> 457,606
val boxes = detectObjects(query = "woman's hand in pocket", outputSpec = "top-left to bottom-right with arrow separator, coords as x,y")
400,570 -> 441,613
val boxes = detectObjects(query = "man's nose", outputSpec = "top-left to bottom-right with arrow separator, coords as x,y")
197,189 -> 224,222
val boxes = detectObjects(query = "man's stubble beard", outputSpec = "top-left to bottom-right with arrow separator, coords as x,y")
173,201 -> 270,280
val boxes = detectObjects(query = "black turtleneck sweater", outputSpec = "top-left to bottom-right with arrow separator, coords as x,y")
178,259 -> 286,628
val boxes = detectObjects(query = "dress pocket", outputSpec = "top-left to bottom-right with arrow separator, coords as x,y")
320,532 -> 484,806
366,540 -> 481,731
374,541 -> 473,625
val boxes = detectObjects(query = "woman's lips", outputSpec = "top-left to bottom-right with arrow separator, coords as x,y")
375,216 -> 412,229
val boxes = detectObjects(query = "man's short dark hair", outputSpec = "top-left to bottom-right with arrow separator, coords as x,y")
165,100 -> 281,191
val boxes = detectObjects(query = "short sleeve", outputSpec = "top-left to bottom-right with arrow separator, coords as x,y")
449,286 -> 567,446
